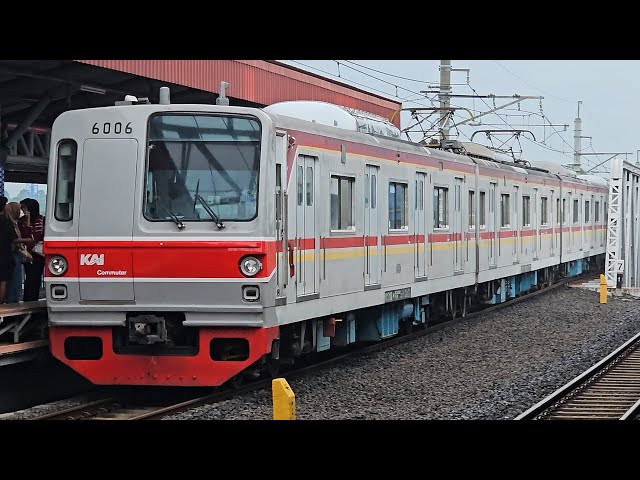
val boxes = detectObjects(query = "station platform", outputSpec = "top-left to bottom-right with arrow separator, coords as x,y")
0,339 -> 48,366
567,275 -> 640,299
567,277 -> 602,293
0,300 -> 48,366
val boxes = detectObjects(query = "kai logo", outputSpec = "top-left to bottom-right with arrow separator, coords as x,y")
80,253 -> 105,266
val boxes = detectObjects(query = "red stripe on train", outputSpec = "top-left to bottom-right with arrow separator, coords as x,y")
44,240 -> 276,279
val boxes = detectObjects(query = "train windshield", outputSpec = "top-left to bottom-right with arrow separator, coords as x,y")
144,114 -> 261,223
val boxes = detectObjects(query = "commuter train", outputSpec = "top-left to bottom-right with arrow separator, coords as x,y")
43,87 -> 608,386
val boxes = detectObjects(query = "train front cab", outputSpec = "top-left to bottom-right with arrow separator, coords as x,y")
44,104 -> 280,386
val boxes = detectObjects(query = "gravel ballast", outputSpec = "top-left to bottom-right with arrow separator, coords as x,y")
4,284 -> 639,420
164,285 -> 640,420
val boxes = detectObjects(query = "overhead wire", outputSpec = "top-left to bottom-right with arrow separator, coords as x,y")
492,61 -> 576,103
287,60 -> 603,169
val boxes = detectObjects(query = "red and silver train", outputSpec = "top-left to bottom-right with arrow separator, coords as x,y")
43,87 -> 608,386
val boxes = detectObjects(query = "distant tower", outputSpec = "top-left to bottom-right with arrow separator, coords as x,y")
28,183 -> 37,197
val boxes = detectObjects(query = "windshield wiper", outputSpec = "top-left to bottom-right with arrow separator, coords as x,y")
194,193 -> 225,229
158,204 -> 185,230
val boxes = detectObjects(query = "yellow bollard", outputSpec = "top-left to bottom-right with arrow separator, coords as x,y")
272,378 -> 296,420
600,274 -> 607,304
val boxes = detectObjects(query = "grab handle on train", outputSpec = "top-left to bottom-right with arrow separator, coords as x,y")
288,240 -> 295,277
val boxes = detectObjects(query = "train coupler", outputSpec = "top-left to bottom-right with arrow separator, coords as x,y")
128,314 -> 168,345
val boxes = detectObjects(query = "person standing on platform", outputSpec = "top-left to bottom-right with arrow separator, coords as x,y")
4,202 -> 32,303
0,204 -> 16,303
18,198 -> 45,302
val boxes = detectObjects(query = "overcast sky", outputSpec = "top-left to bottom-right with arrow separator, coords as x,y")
279,60 -> 639,177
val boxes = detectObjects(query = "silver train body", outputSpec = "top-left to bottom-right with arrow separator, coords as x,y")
43,97 -> 607,386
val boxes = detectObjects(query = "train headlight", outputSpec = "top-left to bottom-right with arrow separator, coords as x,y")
48,255 -> 68,276
240,256 -> 262,277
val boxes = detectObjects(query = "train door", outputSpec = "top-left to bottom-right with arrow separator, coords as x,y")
454,178 -> 463,272
550,191 -> 555,256
275,132 -> 287,300
513,185 -> 519,263
580,193 -> 584,251
365,165 -> 381,286
591,195 -> 595,246
489,183 -> 497,267
78,139 -> 136,301
296,155 -> 318,298
533,188 -> 538,259
414,172 -> 427,278
562,197 -> 567,255
568,192 -> 573,251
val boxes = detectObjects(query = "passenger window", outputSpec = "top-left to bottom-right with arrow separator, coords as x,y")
522,196 -> 531,227
275,164 -> 282,221
541,197 -> 548,225
54,140 -> 78,221
500,194 -> 510,227
371,174 -> 377,209
365,173 -> 369,207
297,166 -> 303,206
585,201 -> 590,223
330,175 -> 354,230
306,166 -> 313,206
434,186 -> 448,229
389,182 -> 408,230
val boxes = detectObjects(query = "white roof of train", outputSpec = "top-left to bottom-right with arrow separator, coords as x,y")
264,101 -> 401,139
578,174 -> 609,187
263,102 -> 609,188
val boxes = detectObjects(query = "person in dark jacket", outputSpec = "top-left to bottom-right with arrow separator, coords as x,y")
0,209 -> 16,303
18,198 -> 45,301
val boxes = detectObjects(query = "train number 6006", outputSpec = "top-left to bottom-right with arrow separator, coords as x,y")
92,122 -> 132,135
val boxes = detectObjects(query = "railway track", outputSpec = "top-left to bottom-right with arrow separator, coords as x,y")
32,395 -> 226,420
33,272 -> 598,420
516,330 -> 640,420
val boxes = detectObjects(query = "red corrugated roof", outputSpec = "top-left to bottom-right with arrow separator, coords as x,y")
75,60 -> 402,128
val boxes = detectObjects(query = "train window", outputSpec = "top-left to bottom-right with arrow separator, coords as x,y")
541,197 -> 548,225
389,182 -> 408,230
562,199 -> 566,224
595,201 -> 600,222
489,185 -> 495,213
365,174 -> 369,206
522,196 -> 531,227
433,186 -> 448,229
54,139 -> 78,222
479,191 -> 486,228
419,179 -> 424,210
468,190 -> 475,229
330,175 -> 354,231
144,114 -> 261,222
585,201 -> 590,222
371,175 -> 377,209
573,199 -> 579,223
306,166 -> 313,206
276,164 -> 282,221
297,166 -> 304,206
500,194 -> 510,227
